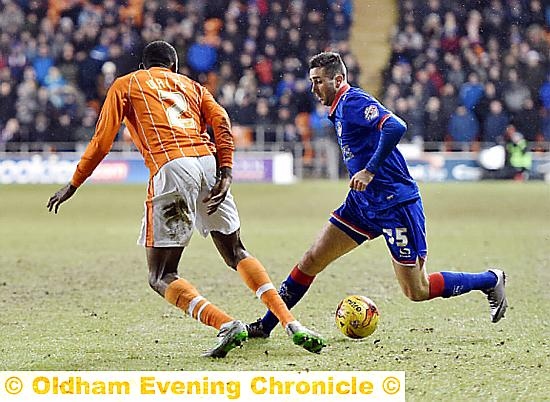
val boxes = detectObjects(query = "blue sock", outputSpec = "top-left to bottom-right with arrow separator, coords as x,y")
260,266 -> 314,334
439,271 -> 497,298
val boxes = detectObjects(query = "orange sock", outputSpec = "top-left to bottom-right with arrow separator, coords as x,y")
236,256 -> 294,328
164,278 -> 232,330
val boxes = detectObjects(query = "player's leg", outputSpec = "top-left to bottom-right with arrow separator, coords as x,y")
249,221 -> 359,338
210,229 -> 326,353
196,155 -> 325,352
146,246 -> 235,330
387,199 -> 507,322
210,228 -> 294,329
393,259 -> 507,322
140,159 -> 246,357
146,246 -> 246,358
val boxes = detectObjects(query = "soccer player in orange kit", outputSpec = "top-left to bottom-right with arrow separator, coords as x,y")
47,40 -> 325,357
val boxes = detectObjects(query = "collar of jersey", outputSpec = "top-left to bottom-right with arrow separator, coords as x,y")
329,83 -> 351,116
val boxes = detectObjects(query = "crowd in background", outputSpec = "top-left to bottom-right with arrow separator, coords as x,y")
0,0 -> 356,154
0,0 -> 549,155
383,0 -> 550,150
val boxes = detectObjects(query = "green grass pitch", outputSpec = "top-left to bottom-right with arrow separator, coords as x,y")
1,181 -> 549,400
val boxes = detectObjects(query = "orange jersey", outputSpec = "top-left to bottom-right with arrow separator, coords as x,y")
71,67 -> 235,187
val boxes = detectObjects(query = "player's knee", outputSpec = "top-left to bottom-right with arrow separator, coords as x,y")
225,246 -> 249,269
212,231 -> 248,269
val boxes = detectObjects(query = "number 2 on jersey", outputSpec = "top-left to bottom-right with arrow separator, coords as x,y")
159,90 -> 196,130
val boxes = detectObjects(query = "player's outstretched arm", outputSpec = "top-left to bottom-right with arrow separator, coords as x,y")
47,183 -> 77,214
202,167 -> 232,215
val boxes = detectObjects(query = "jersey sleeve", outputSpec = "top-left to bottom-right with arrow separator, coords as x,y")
199,86 -> 235,169
71,78 -> 128,187
342,95 -> 390,131
364,114 -> 407,173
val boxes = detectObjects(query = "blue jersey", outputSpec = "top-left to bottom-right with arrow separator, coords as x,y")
328,85 -> 419,210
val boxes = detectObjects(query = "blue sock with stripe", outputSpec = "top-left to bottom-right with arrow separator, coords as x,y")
260,266 -> 315,334
430,271 -> 498,298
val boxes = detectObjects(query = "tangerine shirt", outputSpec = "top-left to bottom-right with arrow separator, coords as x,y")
71,67 -> 235,187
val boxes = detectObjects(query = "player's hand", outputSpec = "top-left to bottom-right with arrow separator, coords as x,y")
349,169 -> 374,191
203,167 -> 232,215
47,183 -> 77,214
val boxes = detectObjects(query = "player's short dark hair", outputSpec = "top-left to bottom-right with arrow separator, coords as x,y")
309,52 -> 346,79
142,40 -> 178,69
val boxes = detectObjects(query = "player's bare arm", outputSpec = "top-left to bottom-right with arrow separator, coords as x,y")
203,166 -> 232,215
47,183 -> 78,214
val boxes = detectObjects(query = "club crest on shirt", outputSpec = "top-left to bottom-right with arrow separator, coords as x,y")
364,105 -> 379,121
342,144 -> 354,161
335,121 -> 343,137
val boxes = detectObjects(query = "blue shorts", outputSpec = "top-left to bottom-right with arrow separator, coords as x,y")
329,195 -> 427,266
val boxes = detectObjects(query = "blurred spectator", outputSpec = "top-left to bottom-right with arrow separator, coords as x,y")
444,54 -> 466,89
514,98 -> 542,142
232,94 -> 256,126
35,87 -> 56,120
8,44 -> 27,83
502,68 -> 532,114
521,50 -> 546,102
459,72 -> 484,112
254,98 -> 276,142
448,105 -> 479,147
1,118 -> 20,144
44,66 -> 67,108
29,113 -> 52,143
97,61 -> 117,101
187,36 -> 218,74
330,12 -> 350,42
403,97 -> 425,142
0,81 -> 16,125
73,107 -> 98,142
292,80 -> 315,115
0,1 -> 25,37
57,43 -> 79,87
424,96 -> 447,143
475,82 -> 499,126
51,113 -> 76,147
439,83 -> 459,123
32,44 -> 54,86
482,100 -> 509,144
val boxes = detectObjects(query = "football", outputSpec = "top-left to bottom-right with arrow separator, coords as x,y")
335,295 -> 380,339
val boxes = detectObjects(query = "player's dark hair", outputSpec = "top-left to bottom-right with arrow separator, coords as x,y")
309,52 -> 346,80
142,40 -> 178,70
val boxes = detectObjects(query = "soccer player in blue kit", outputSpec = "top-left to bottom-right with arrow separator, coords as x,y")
247,51 -> 508,339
